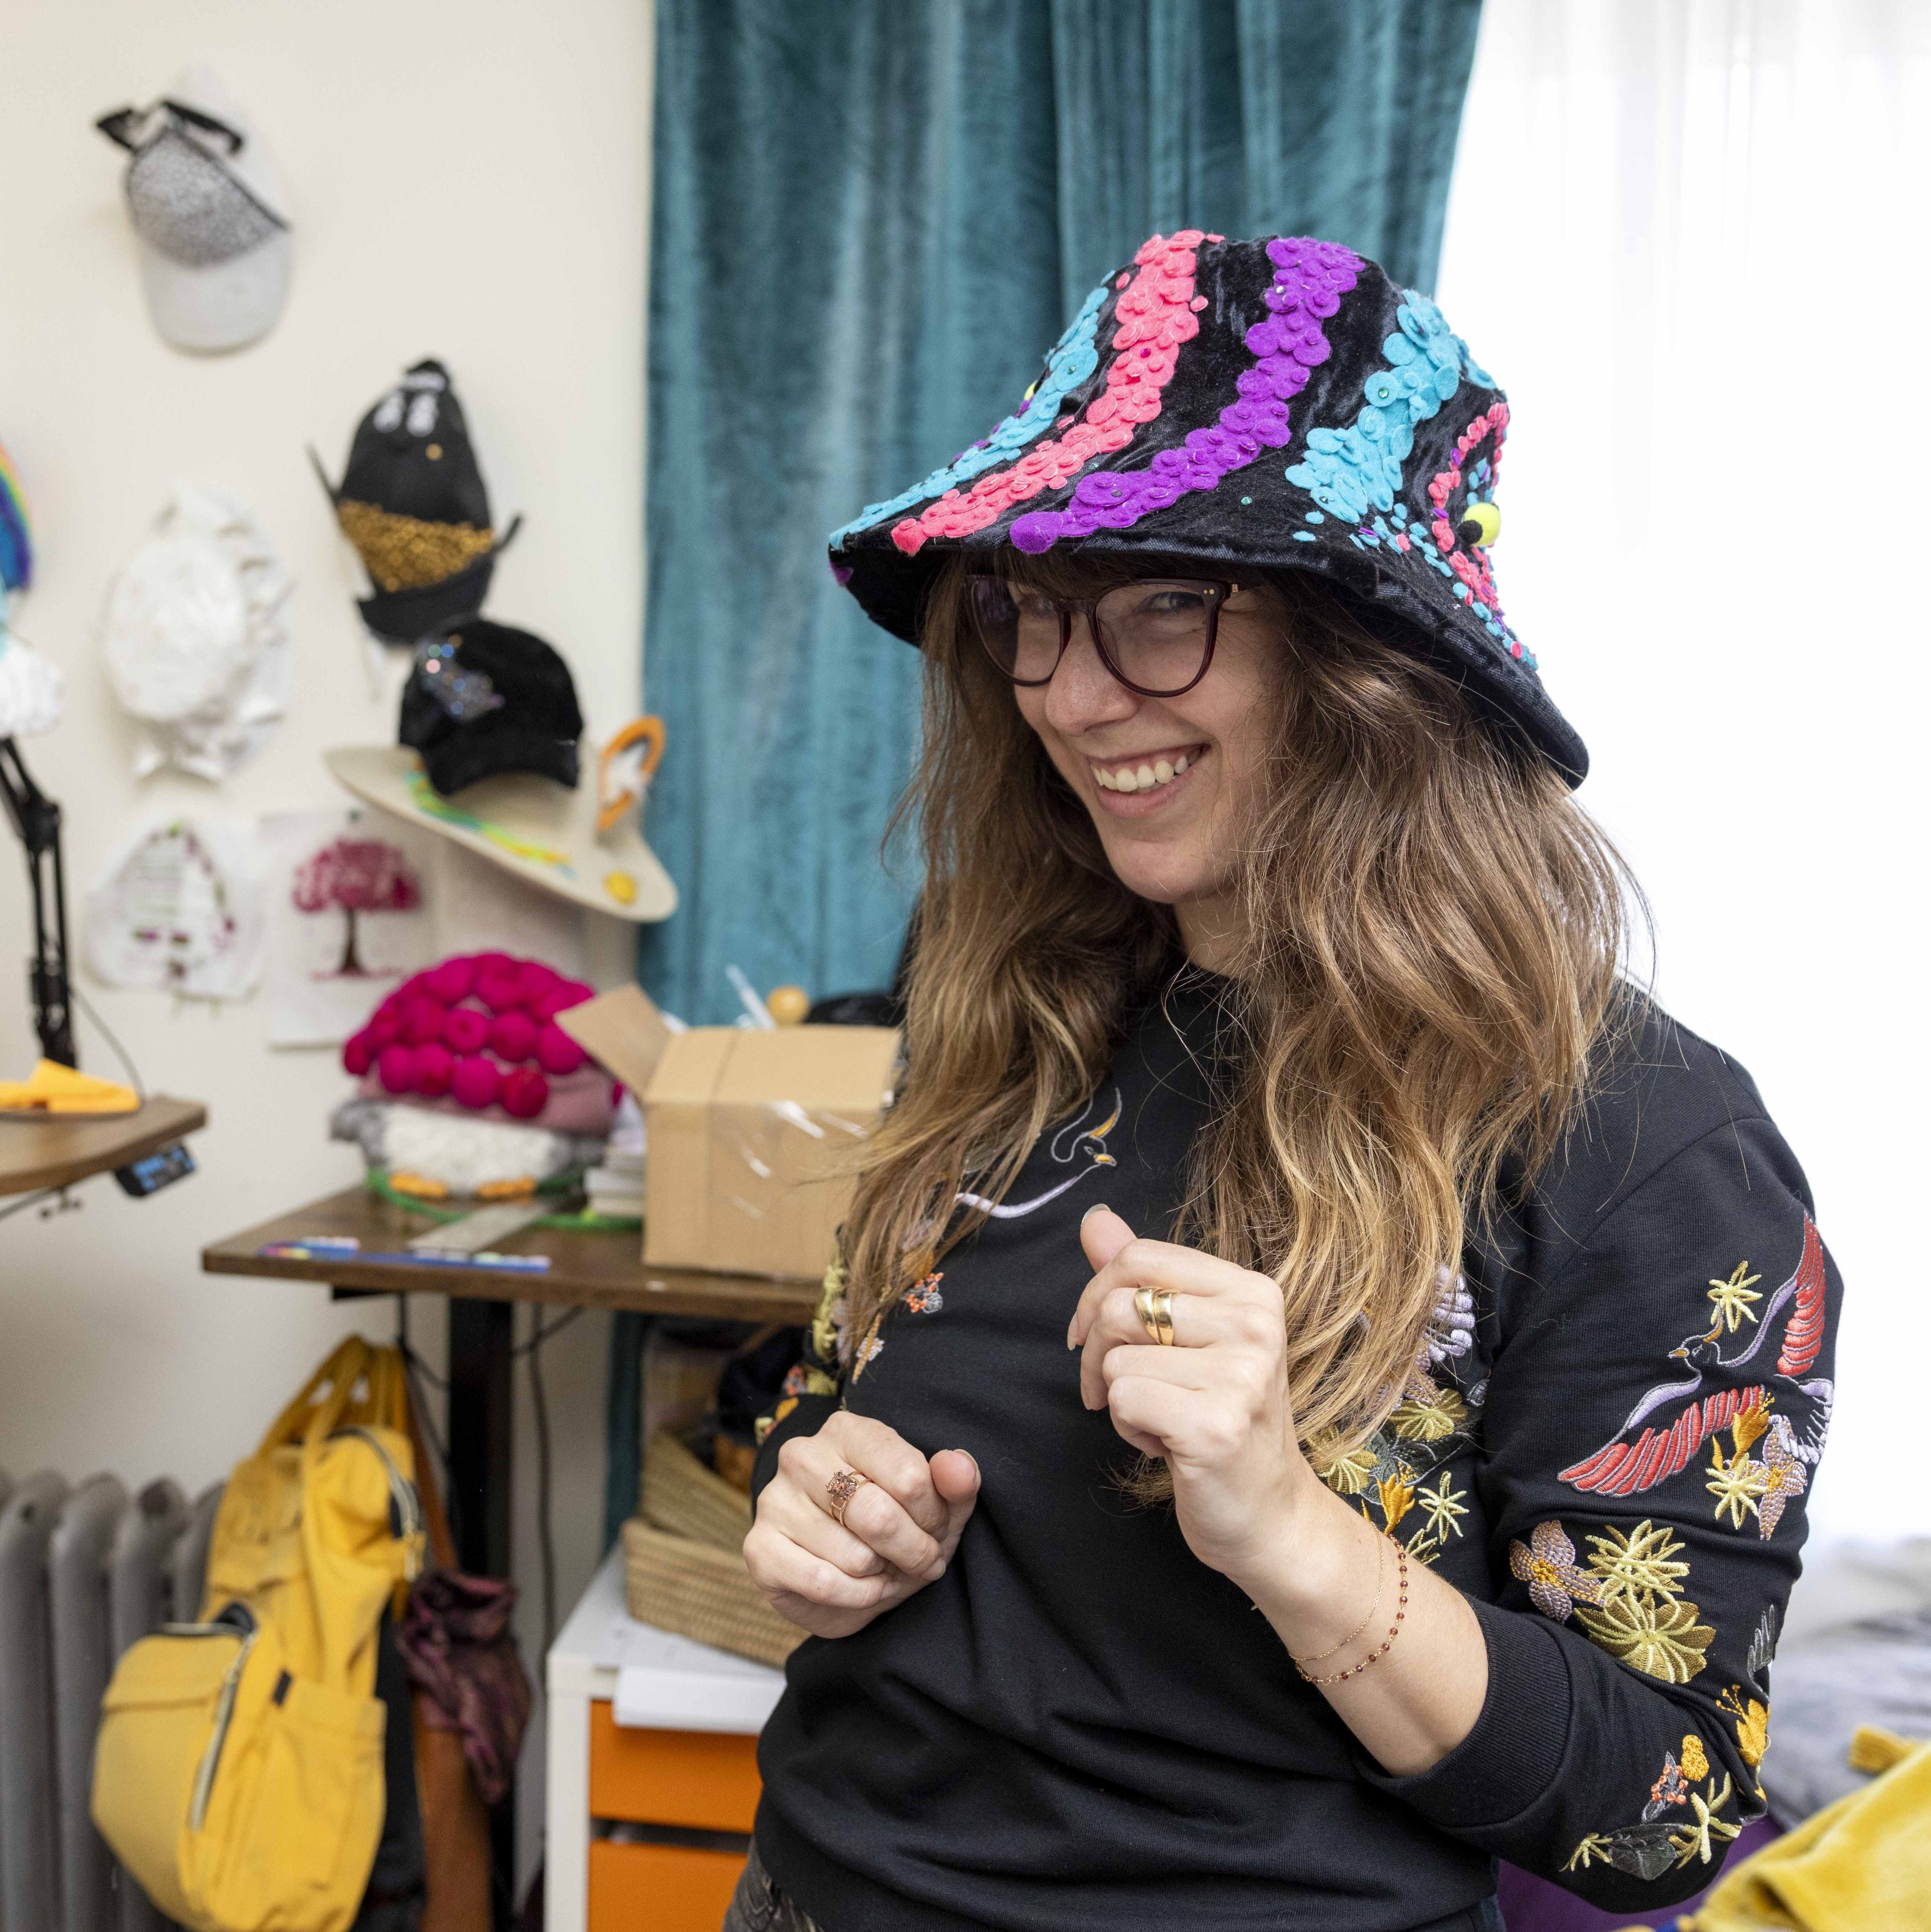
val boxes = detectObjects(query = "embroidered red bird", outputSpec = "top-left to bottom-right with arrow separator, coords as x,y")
1560,1215 -> 1830,1498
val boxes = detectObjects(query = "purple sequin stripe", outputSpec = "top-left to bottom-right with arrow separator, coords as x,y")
1010,237 -> 1363,554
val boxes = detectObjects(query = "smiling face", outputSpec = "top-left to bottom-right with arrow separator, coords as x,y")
1006,576 -> 1285,968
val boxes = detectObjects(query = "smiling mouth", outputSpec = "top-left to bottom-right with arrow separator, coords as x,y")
1091,746 -> 1205,794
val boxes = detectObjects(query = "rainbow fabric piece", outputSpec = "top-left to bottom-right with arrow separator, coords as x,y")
0,439 -> 34,594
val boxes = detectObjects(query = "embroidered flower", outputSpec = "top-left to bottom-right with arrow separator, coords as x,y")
1508,1520 -> 1606,1621
1719,1685 -> 1771,1771
1706,1437 -> 1770,1529
1413,1468 -> 1467,1545
903,1271 -> 944,1314
1704,1261 -> 1765,1332
1680,1733 -> 1711,1783
1583,1520 -> 1693,1606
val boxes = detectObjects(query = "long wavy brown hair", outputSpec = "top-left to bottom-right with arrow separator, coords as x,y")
841,546 -> 1633,1461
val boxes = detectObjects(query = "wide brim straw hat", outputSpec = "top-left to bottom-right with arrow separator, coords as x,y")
324,744 -> 677,924
828,231 -> 1586,784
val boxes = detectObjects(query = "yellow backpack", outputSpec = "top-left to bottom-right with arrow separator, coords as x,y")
93,1338 -> 425,1932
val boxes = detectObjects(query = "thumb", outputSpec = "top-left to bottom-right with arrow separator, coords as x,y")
928,1447 -> 980,1508
1080,1203 -> 1135,1273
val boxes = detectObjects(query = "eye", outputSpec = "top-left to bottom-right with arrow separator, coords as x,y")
1457,500 -> 1501,548
1133,585 -> 1211,617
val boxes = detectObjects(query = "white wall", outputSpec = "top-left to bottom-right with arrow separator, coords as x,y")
1438,0 -> 1931,1544
0,0 -> 655,1888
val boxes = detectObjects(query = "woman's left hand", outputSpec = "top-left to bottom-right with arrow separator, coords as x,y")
1067,1205 -> 1324,1586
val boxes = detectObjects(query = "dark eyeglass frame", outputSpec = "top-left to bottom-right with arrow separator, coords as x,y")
965,573 -> 1241,699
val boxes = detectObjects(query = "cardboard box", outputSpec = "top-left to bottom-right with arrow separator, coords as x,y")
560,986 -> 898,1279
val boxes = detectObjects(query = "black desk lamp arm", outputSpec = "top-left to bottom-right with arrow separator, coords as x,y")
0,735 -> 76,1068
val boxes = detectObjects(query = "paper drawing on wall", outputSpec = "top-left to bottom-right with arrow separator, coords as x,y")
264,808 -> 437,1046
291,836 -> 422,977
85,815 -> 264,1000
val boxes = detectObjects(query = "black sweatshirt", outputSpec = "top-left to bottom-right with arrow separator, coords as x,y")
751,979 -> 1838,1932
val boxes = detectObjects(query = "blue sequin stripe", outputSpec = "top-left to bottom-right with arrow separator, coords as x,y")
1284,294 -> 1527,658
828,279 -> 1112,545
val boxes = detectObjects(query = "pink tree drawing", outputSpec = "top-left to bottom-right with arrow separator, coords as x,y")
291,838 -> 422,977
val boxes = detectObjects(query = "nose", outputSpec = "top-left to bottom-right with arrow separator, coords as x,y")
1042,616 -> 1139,736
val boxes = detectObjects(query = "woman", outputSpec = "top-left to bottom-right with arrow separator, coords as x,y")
736,233 -> 1836,1932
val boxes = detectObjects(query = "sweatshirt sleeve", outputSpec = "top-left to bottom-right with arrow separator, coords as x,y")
751,1250 -> 851,1504
1363,1113 -> 1839,1915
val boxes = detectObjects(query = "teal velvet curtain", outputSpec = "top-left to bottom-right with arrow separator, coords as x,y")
609,0 -> 1482,1545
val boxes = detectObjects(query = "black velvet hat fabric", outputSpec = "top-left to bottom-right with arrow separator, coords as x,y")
829,232 -> 1586,783
399,619 -> 583,797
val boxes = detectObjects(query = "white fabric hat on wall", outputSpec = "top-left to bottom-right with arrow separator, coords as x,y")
100,481 -> 292,781
96,67 -> 292,354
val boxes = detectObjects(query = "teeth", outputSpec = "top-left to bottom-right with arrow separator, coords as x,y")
1094,750 -> 1200,795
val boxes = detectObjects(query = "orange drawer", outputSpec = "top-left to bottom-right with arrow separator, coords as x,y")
588,1838 -> 746,1932
588,1700 -> 762,1832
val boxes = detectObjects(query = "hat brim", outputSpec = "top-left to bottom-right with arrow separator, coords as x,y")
137,229 -> 290,355
838,533 -> 1588,787
323,745 -> 677,923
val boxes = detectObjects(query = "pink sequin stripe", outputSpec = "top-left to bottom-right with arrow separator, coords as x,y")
1011,236 -> 1362,553
1429,402 -> 1510,618
889,231 -> 1209,557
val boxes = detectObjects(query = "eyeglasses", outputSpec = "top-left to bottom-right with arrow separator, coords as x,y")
965,575 -> 1240,698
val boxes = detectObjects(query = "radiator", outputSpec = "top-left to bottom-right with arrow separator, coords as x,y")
0,1469 -> 223,1932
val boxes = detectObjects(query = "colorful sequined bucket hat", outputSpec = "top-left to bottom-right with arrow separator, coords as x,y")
310,359 -> 522,646
829,231 -> 1585,783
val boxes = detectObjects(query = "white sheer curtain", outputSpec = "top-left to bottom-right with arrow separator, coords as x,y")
1437,1 -> 1931,1542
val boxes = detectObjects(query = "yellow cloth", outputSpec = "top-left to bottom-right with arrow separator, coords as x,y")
0,1058 -> 138,1113
1627,1731 -> 1931,1932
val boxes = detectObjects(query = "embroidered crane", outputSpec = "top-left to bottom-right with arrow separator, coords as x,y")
955,1088 -> 1121,1219
1559,1215 -> 1830,1498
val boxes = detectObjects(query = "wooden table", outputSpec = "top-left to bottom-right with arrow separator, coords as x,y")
203,1185 -> 817,1929
0,1096 -> 206,1197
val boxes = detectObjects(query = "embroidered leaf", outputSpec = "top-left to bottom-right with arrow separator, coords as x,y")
1575,1594 -> 1715,1684
1390,1386 -> 1468,1442
1565,1823 -> 1679,1882
1313,1443 -> 1378,1496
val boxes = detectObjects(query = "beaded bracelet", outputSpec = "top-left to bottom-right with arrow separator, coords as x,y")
1288,1528 -> 1385,1667
1295,1536 -> 1409,1686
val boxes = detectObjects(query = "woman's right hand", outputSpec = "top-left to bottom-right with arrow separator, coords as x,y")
743,1411 -> 981,1638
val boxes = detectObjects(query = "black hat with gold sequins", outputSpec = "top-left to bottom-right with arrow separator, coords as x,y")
309,358 -> 521,645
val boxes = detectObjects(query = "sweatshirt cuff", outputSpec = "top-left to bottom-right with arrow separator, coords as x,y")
1356,1593 -> 1573,1831
751,1393 -> 840,1505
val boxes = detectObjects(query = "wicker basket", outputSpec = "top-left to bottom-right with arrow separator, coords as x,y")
640,1430 -> 753,1552
622,1430 -> 802,1669
621,1519 -> 802,1669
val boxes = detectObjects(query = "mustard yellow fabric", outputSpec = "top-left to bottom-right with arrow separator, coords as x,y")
1619,1732 -> 1931,1932
93,1338 -> 422,1932
0,1057 -> 138,1112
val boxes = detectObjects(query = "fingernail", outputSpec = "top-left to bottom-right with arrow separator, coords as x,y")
1082,1202 -> 1111,1221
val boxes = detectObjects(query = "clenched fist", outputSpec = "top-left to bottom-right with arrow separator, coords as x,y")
744,1411 -> 981,1639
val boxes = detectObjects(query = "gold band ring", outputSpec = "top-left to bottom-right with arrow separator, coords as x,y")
1133,1285 -> 1177,1346
825,1468 -> 869,1527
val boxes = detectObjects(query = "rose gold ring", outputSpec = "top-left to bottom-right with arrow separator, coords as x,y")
825,1468 -> 869,1527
